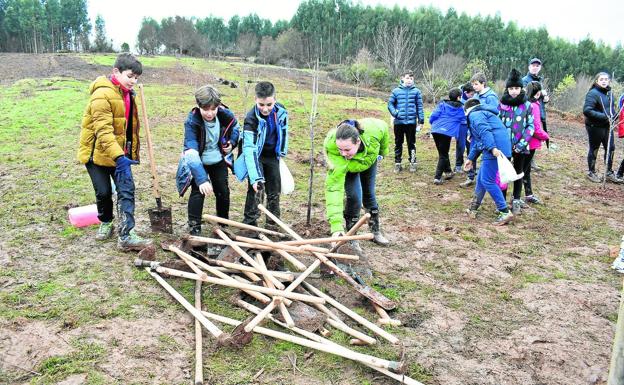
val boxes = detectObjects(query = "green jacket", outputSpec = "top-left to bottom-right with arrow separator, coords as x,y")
324,118 -> 389,233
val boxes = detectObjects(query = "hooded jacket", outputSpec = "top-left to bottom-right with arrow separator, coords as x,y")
324,118 -> 389,233
77,76 -> 140,167
429,100 -> 465,138
387,82 -> 424,125
466,105 -> 512,162
583,85 -> 616,128
473,87 -> 499,115
498,91 -> 534,154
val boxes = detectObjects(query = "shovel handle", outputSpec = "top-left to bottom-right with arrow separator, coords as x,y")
137,84 -> 161,200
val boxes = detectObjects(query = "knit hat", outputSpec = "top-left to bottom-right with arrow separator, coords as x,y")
505,68 -> 523,88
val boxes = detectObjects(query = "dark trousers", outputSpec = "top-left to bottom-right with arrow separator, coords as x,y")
394,123 -> 416,164
344,161 -> 378,218
586,125 -> 615,173
432,133 -> 452,179
188,160 -> 230,226
512,152 -> 529,200
455,124 -> 468,167
243,154 -> 281,226
85,161 -> 135,237
522,150 -> 536,196
542,119 -> 549,148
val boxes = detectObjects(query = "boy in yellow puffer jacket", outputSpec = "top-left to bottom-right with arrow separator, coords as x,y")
77,53 -> 151,250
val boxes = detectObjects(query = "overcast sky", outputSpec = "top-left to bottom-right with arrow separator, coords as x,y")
88,0 -> 622,50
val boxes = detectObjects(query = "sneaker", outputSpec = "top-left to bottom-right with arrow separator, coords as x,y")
95,222 -> 114,241
493,210 -> 514,226
394,163 -> 402,173
443,171 -> 455,180
465,208 -> 478,219
433,178 -> 443,185
524,195 -> 541,205
454,166 -> 464,174
409,162 -> 417,173
531,159 -> 542,171
586,171 -> 602,183
459,178 -> 475,188
118,229 -> 153,251
372,232 -> 390,246
511,199 -> 522,215
606,172 -> 624,184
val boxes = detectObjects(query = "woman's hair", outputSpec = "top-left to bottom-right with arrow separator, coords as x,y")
591,72 -> 610,89
448,88 -> 461,101
335,120 -> 363,144
526,81 -> 542,101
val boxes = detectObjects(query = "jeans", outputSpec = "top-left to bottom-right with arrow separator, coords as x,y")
188,160 -> 230,225
474,157 -> 507,212
512,152 -> 529,200
85,161 -> 135,237
586,124 -> 614,173
455,124 -> 468,167
394,123 -> 416,164
344,161 -> 379,219
432,133 -> 452,179
243,153 -> 281,226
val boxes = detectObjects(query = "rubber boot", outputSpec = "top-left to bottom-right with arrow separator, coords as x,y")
345,216 -> 364,255
368,209 -> 390,246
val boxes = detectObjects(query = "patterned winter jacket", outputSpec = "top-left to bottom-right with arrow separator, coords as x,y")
498,92 -> 534,154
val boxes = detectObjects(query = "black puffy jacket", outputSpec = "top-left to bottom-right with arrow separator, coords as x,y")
583,85 -> 616,128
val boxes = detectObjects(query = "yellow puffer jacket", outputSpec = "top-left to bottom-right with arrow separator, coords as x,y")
77,76 -> 140,167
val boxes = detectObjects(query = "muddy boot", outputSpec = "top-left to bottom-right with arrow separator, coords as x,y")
189,220 -> 202,236
368,209 -> 390,246
344,216 -> 364,255
118,229 -> 152,251
95,221 -> 114,241
466,196 -> 480,219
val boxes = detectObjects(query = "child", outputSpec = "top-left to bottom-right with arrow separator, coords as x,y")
430,88 -> 465,184
234,81 -> 289,227
498,69 -> 534,214
582,72 -> 621,183
387,70 -> 424,173
454,82 -> 475,173
523,81 -> 550,204
176,85 -> 240,235
463,99 -> 513,225
460,72 -> 500,188
77,53 -> 151,250
324,119 -> 390,246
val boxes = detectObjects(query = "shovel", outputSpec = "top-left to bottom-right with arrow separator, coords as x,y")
137,84 -> 173,233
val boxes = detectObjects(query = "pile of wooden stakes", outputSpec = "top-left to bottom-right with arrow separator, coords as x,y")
138,204 -> 425,385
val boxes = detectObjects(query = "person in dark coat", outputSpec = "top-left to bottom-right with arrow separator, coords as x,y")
429,88 -> 465,184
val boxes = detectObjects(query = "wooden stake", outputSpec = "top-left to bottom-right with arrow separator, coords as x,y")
194,281 -> 203,385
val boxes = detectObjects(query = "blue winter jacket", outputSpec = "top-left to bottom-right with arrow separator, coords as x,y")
176,106 -> 240,196
233,103 -> 288,184
522,73 -> 548,119
583,85 -> 616,128
429,100 -> 465,139
466,105 -> 512,162
387,83 -> 424,125
473,87 -> 499,115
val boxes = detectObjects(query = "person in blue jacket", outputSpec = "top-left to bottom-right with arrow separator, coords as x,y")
387,70 -> 424,173
463,99 -> 514,225
430,88 -> 465,184
176,85 -> 240,235
234,81 -> 289,227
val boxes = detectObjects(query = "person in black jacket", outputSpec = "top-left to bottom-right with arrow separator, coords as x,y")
582,72 -> 622,184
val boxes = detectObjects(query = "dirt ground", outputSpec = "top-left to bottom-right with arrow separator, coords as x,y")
1,53 -> 623,385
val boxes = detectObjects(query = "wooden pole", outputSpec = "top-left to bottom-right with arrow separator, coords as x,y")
608,277 -> 624,385
194,281 -> 203,385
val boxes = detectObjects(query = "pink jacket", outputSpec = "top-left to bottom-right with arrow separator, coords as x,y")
529,102 -> 549,150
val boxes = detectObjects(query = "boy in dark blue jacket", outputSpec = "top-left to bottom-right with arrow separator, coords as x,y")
430,88 -> 465,184
387,71 -> 424,173
463,99 -> 513,226
234,81 -> 288,228
176,85 -> 240,235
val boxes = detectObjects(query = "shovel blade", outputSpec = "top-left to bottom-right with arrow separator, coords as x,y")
148,206 -> 173,233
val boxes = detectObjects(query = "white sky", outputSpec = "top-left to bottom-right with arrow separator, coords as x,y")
88,0 -> 623,50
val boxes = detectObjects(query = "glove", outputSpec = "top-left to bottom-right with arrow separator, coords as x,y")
115,156 -> 138,179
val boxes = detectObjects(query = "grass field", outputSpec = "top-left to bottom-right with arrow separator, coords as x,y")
0,53 -> 623,385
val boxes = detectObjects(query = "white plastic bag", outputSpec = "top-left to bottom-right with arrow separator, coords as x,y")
279,158 -> 295,194
497,154 -> 524,184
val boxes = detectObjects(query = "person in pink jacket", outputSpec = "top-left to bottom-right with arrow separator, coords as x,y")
522,81 -> 550,205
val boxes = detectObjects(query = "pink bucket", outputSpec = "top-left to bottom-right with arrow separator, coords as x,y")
68,204 -> 101,227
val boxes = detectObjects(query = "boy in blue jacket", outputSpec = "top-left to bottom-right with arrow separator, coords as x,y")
176,85 -> 240,235
463,99 -> 513,225
460,72 -> 500,188
234,81 -> 288,228
387,71 -> 424,173
430,88 -> 465,184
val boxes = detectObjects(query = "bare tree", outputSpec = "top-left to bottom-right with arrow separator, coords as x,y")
421,53 -> 466,103
237,33 -> 259,59
373,23 -> 418,78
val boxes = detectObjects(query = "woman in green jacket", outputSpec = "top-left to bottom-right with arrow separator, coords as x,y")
324,118 -> 390,246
